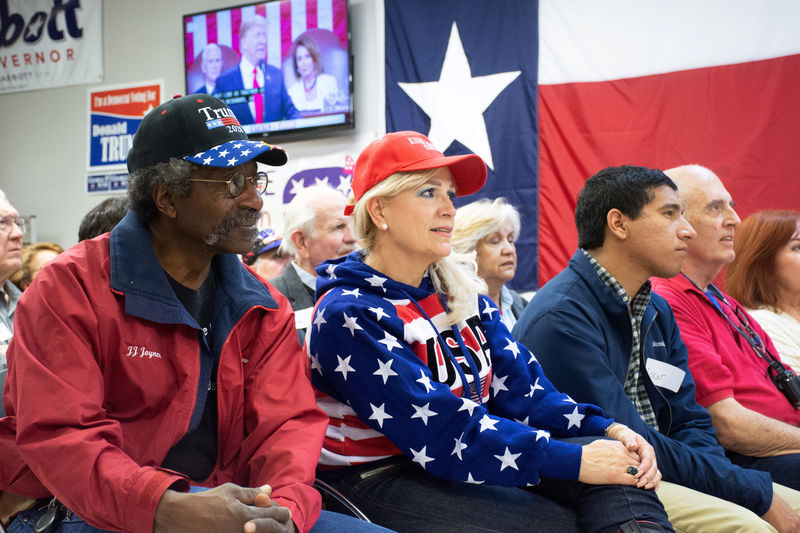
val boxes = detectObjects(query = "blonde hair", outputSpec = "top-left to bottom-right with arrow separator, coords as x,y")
9,242 -> 64,290
452,198 -> 521,254
351,170 -> 486,325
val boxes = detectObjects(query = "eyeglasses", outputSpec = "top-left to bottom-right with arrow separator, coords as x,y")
0,215 -> 25,234
188,171 -> 270,197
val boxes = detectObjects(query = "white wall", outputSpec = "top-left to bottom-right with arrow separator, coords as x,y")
0,0 -> 385,248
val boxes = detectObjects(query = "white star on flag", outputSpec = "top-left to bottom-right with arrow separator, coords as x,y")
341,288 -> 361,298
494,447 -> 521,471
458,397 -> 478,416
535,429 -> 550,442
416,369 -> 435,393
310,353 -> 323,374
411,403 -> 438,425
218,149 -> 229,158
452,433 -> 468,460
528,351 -> 538,365
240,149 -> 251,157
410,446 -> 434,469
503,338 -> 520,359
334,354 -> 355,380
378,331 -> 402,352
373,359 -> 398,384
203,156 -> 214,165
526,378 -> 544,398
369,402 -> 392,428
314,176 -> 330,187
564,406 -> 585,430
226,157 -> 238,166
478,414 -> 499,432
289,178 -> 305,196
366,274 -> 388,292
326,263 -> 337,279
466,473 -> 484,484
368,306 -> 389,321
313,308 -> 327,331
337,174 -> 352,196
342,313 -> 363,336
514,416 -> 529,425
232,143 -> 243,149
397,22 -> 520,170
481,299 -> 497,318
490,374 -> 509,397
563,396 -> 577,404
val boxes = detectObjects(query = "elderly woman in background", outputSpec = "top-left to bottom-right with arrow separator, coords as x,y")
308,131 -> 672,533
726,210 -> 800,370
287,34 -> 339,113
9,242 -> 63,291
452,197 -> 528,329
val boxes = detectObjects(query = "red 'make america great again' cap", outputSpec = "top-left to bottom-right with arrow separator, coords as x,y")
345,131 -> 487,215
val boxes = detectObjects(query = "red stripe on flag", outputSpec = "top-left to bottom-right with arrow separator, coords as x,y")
206,12 -> 217,45
255,3 -> 266,18
221,117 -> 240,126
231,9 -> 242,52
280,1 -> 292,59
185,29 -> 194,66
537,54 -> 800,286
332,0 -> 347,45
306,0 -> 318,30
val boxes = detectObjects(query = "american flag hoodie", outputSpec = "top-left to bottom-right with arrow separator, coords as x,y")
307,251 -> 613,485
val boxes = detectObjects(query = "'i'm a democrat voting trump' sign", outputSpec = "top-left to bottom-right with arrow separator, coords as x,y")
87,81 -> 162,173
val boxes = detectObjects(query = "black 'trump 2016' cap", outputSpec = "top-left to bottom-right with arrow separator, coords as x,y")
127,94 -> 287,173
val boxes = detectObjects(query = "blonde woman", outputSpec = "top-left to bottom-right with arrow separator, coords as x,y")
452,197 -> 527,329
307,131 -> 671,533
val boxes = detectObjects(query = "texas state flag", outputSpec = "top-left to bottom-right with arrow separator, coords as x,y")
386,0 -> 800,290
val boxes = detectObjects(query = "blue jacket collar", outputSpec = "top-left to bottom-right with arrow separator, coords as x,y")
109,210 -> 277,327
568,250 -> 658,323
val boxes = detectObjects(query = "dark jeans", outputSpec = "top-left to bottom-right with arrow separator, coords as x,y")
8,507 -> 391,533
726,450 -> 800,491
317,455 -> 672,533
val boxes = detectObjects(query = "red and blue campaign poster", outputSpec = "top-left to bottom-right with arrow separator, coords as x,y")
87,81 -> 162,178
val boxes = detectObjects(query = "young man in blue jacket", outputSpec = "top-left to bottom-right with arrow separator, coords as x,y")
513,165 -> 800,532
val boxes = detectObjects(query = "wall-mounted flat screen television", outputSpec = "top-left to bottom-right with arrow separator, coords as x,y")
183,0 -> 353,140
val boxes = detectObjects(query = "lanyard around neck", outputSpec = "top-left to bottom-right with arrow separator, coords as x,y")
407,294 -> 485,405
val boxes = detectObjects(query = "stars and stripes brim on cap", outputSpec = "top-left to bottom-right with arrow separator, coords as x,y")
184,140 -> 287,168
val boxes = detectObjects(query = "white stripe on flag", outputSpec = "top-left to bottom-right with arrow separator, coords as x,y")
539,0 -> 800,84
325,423 -> 383,442
319,448 -> 393,466
217,10 -> 232,48
291,0 -> 307,41
317,0 -> 334,31
266,1 -> 282,66
191,14 -> 208,59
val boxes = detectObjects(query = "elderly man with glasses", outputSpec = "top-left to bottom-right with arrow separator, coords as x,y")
0,189 -> 24,373
0,95 -> 388,533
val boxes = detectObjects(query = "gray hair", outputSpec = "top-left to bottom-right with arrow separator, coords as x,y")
280,184 -> 347,255
127,158 -> 194,222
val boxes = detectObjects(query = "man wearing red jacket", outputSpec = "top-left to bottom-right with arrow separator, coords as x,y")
0,95 -> 386,533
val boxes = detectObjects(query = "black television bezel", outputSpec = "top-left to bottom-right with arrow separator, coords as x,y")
181,0 -> 355,142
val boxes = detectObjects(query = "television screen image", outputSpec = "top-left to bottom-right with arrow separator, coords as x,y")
183,0 -> 353,140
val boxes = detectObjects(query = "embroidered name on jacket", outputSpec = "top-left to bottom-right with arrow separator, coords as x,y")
125,345 -> 163,359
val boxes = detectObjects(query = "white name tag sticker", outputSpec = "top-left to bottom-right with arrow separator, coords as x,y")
645,358 -> 685,393
0,322 -> 11,343
294,306 -> 313,331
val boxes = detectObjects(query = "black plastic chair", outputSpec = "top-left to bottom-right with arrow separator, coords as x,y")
313,478 -> 371,522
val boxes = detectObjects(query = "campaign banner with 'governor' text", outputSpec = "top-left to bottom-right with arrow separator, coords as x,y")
87,81 -> 162,176
0,0 -> 103,94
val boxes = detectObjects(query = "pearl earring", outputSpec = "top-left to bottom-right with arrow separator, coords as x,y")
380,223 -> 388,230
